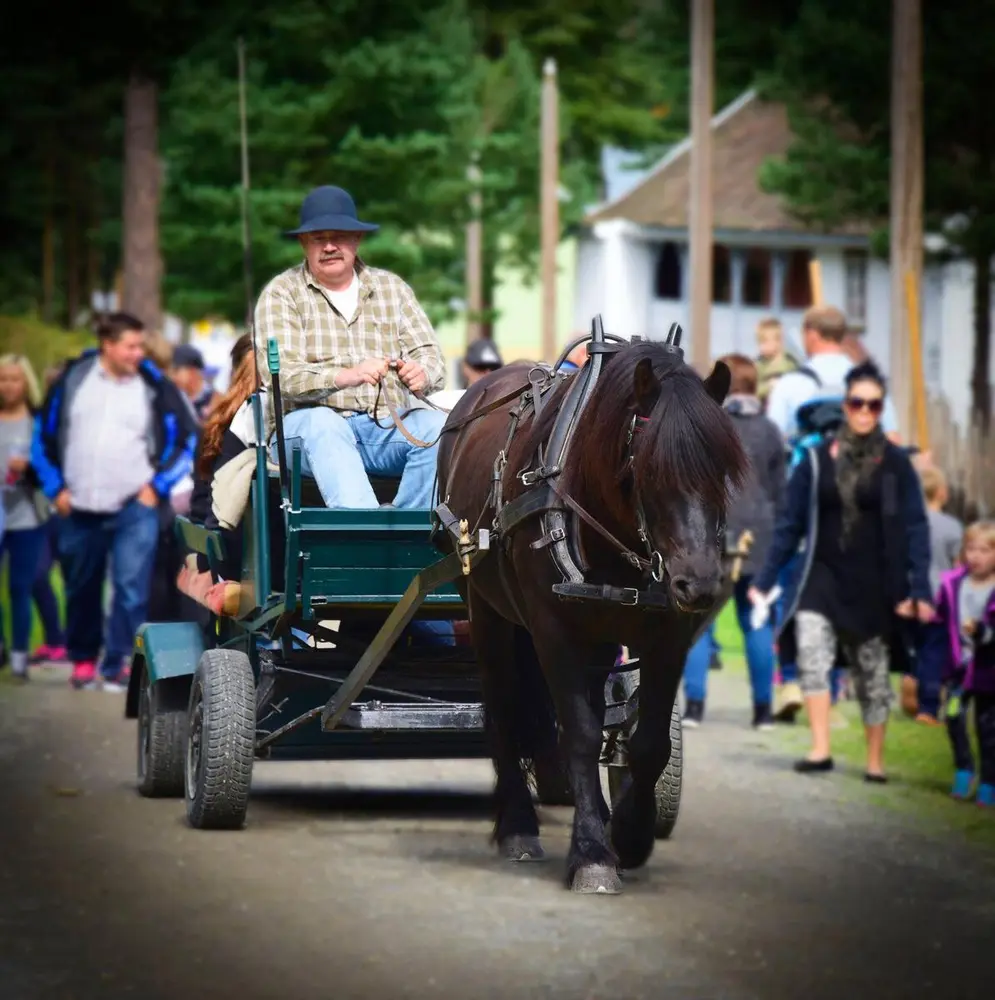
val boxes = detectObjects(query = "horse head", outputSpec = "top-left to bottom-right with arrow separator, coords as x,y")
575,342 -> 748,614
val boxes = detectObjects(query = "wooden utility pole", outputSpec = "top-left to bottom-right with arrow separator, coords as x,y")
889,0 -> 923,443
121,71 -> 163,332
465,155 -> 483,346
688,0 -> 714,374
540,57 -> 559,362
237,38 -> 255,332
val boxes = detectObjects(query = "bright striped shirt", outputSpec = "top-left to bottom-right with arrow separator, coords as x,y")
253,259 -> 446,417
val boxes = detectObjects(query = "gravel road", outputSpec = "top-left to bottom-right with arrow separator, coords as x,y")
0,664 -> 990,1000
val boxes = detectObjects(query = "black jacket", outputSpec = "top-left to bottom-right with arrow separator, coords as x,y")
723,397 -> 785,577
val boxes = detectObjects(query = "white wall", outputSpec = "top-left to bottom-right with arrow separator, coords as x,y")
573,236 -> 605,333
575,227 -> 993,432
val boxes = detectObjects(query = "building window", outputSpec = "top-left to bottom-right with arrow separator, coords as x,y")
712,245 -> 731,303
844,250 -> 868,327
784,249 -> 813,308
654,242 -> 682,300
742,249 -> 772,307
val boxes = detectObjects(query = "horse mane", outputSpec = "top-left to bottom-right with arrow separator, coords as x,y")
525,342 -> 748,518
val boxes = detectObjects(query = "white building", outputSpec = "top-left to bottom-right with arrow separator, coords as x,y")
574,89 -> 990,432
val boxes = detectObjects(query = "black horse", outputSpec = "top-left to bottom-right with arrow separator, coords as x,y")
436,339 -> 748,893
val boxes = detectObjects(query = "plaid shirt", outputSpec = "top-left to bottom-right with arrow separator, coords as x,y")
254,258 -> 446,416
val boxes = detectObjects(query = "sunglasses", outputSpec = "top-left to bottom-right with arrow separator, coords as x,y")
845,396 -> 884,415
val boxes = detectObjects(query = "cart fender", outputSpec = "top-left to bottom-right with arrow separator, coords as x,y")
125,622 -> 205,719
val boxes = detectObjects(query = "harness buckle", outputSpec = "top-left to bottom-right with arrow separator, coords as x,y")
530,526 -> 566,550
619,588 -> 640,606
520,464 -> 560,487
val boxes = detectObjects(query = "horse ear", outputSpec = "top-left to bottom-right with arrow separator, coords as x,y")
633,357 -> 660,415
703,360 -> 731,405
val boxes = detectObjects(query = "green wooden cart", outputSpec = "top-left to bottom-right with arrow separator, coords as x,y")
123,336 -> 688,834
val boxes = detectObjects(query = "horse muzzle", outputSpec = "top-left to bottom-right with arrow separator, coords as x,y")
667,570 -> 723,613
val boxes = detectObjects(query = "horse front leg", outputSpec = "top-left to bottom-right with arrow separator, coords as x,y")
468,590 -> 543,862
610,631 -> 688,871
534,635 -> 622,894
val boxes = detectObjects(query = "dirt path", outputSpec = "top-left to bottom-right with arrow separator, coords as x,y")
0,665 -> 990,1000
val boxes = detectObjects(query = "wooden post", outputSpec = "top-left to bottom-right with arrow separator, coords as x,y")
889,0 -> 923,442
808,257 -> 824,306
905,270 -> 930,451
540,57 -> 559,363
688,0 -> 714,374
465,156 -> 483,346
237,38 -> 255,332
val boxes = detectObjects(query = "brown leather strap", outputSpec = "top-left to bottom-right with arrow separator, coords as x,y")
546,477 -> 651,574
371,373 -> 539,450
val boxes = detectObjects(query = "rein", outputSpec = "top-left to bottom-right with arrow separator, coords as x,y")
542,412 -> 664,583
370,367 -> 540,450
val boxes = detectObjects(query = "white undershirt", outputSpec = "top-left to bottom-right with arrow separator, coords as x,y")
321,275 -> 359,323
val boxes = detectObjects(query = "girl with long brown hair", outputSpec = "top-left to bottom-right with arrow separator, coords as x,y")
178,334 -> 261,613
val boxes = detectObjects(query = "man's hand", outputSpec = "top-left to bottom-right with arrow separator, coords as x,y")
747,586 -> 764,606
54,489 -> 72,517
963,618 -> 977,638
896,598 -> 935,623
396,359 -> 428,394
137,484 -> 159,508
7,455 -> 27,477
339,358 -> 388,388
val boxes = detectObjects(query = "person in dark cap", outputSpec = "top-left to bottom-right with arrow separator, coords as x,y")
170,344 -> 218,422
461,337 -> 503,387
255,185 -> 446,509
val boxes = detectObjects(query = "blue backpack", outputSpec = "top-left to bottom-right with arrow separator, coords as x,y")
786,366 -> 845,470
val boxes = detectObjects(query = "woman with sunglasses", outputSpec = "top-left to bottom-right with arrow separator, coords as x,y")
748,362 -> 933,781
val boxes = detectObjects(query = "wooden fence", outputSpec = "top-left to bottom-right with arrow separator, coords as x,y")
925,393 -> 995,520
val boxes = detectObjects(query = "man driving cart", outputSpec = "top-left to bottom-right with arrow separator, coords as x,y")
254,185 -> 447,509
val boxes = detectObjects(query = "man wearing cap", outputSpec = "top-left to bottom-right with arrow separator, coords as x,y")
170,344 -> 219,423
461,337 -> 503,387
255,185 -> 447,509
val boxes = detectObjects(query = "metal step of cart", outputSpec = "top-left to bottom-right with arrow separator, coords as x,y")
337,701 -> 484,731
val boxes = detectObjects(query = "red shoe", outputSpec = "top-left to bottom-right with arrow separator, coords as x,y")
30,644 -> 68,665
69,661 -> 98,690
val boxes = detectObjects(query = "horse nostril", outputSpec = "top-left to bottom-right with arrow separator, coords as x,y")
670,576 -> 694,606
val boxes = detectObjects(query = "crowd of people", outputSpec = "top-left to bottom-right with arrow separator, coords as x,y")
681,308 -> 994,807
1,183 -> 992,812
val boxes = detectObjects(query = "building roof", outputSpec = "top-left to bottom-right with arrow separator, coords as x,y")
584,90 -> 871,236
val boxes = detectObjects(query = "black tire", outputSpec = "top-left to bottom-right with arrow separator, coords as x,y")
185,648 -> 256,830
653,700 -> 683,839
606,699 -> 683,840
137,665 -> 186,798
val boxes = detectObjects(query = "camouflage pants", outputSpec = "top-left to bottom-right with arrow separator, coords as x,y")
795,611 -> 893,726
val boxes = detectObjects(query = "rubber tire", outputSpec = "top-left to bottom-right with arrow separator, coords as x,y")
607,699 -> 683,840
137,666 -> 186,798
185,648 -> 256,830
652,700 -> 683,839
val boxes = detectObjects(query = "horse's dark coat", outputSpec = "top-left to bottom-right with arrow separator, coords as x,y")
436,342 -> 748,892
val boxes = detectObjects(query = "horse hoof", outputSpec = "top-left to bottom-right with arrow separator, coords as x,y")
571,864 -> 622,894
501,835 -> 545,862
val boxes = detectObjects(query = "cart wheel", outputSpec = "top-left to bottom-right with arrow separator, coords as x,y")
137,665 -> 186,798
606,700 -> 683,840
652,700 -> 683,840
185,649 -> 255,830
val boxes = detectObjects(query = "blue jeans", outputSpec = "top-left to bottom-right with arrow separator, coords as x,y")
684,576 -> 775,707
32,518 -> 64,647
56,500 -> 160,676
276,406 -> 446,510
0,526 -> 47,652
915,621 -> 947,718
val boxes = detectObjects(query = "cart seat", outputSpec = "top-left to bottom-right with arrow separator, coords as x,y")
268,470 -> 400,509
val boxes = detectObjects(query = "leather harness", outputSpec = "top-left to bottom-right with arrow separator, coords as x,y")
437,317 -> 688,612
